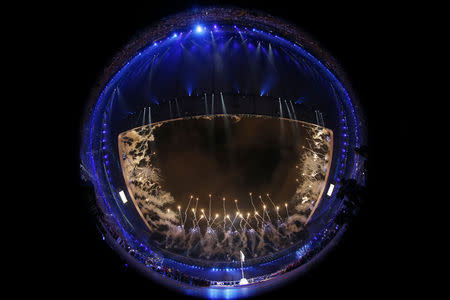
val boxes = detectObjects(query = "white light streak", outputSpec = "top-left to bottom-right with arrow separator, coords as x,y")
119,190 -> 128,204
327,184 -> 335,196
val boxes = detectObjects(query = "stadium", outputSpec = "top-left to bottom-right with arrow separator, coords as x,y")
80,7 -> 367,299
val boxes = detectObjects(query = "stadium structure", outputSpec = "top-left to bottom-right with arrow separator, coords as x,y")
80,7 -> 367,299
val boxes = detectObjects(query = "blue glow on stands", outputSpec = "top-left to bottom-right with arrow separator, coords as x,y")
81,8 -> 366,298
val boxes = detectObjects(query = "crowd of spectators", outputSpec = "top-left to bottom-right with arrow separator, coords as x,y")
88,146 -> 367,289
95,206 -> 341,288
98,6 -> 339,95
335,146 -> 368,225
124,93 -> 318,131
84,5 -> 368,289
89,144 -> 367,288
97,214 -> 212,287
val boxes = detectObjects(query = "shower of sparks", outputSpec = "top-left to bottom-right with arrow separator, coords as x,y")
118,114 -> 332,261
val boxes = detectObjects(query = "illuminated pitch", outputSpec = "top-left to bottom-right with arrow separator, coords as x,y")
118,114 -> 332,262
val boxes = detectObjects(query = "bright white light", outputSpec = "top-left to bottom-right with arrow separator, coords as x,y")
119,190 -> 128,204
240,250 -> 245,262
327,184 -> 335,196
196,25 -> 203,33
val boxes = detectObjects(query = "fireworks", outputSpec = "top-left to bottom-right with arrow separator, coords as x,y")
118,114 -> 332,260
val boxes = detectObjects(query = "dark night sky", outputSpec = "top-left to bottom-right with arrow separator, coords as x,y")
34,1 -> 416,299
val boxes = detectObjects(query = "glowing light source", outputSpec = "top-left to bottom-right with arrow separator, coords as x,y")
195,25 -> 203,33
327,184 -> 335,196
119,190 -> 128,204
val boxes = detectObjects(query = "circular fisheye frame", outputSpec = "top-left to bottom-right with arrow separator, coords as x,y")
80,7 -> 367,299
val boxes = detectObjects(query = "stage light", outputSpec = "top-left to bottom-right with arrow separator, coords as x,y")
195,25 -> 203,33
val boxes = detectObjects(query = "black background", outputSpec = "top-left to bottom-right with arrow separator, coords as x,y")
40,1 -> 412,298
